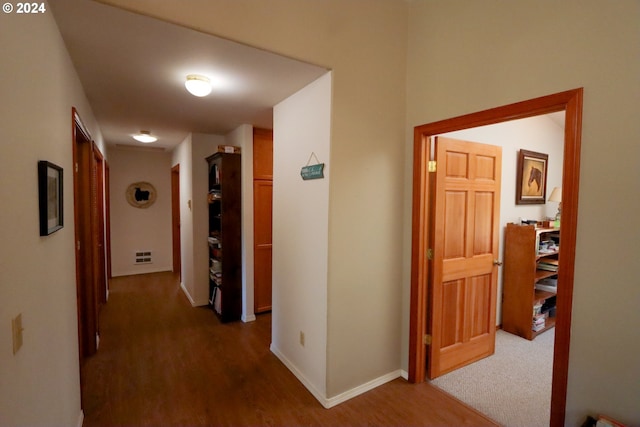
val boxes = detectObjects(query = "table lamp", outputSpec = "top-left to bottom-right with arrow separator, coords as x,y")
548,187 -> 562,226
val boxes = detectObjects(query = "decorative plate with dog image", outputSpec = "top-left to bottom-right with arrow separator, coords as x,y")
126,182 -> 157,209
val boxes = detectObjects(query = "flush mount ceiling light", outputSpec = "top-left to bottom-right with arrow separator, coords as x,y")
185,74 -> 212,97
133,131 -> 157,143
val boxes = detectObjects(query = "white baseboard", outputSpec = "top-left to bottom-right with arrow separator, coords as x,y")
270,344 -> 327,406
324,369 -> 403,408
242,313 -> 256,323
270,343 -> 402,409
400,369 -> 408,380
111,267 -> 173,277
180,282 -> 196,305
179,282 -> 208,306
76,410 -> 84,427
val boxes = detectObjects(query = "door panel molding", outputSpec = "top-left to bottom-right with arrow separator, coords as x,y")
409,88 -> 583,426
428,137 -> 501,378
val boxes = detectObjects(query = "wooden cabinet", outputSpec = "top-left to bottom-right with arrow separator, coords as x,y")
502,223 -> 559,340
206,152 -> 242,322
253,128 -> 273,313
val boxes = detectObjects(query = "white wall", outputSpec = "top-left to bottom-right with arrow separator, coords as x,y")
171,135 -> 194,302
191,134 -> 226,305
271,72 -> 331,403
172,133 -> 225,305
405,1 -> 640,424
442,114 -> 565,324
109,148 -> 173,276
0,8 -> 103,427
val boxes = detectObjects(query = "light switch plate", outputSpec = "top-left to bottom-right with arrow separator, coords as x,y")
12,313 -> 23,355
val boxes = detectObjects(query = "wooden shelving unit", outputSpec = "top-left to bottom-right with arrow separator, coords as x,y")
502,223 -> 559,340
206,152 -> 242,322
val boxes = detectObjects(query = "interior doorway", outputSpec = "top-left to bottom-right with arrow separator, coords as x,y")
72,107 -> 108,406
409,89 -> 583,426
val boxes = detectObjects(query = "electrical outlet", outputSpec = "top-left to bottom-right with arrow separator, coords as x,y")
12,313 -> 24,355
299,331 -> 305,347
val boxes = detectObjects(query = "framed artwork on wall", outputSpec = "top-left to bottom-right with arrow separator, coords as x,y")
125,181 -> 157,208
38,161 -> 64,236
516,149 -> 548,205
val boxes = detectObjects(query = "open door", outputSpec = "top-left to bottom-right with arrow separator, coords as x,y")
428,137 -> 501,378
409,89 -> 583,426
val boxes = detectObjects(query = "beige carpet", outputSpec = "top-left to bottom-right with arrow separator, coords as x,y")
430,328 -> 555,427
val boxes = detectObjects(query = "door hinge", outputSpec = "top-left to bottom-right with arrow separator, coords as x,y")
427,248 -> 433,261
424,334 -> 432,345
428,160 -> 437,172
77,241 -> 80,251
75,163 -> 78,173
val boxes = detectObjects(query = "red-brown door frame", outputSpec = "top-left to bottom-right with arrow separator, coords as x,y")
93,145 -> 107,304
105,162 -> 112,280
409,89 -> 583,427
72,107 -> 97,361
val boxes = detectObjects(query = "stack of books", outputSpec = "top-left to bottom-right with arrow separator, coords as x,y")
212,272 -> 222,286
532,302 -> 546,331
533,313 -> 547,332
538,259 -> 559,272
535,277 -> 558,292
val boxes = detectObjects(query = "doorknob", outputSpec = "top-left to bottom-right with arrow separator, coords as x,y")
493,260 -> 503,266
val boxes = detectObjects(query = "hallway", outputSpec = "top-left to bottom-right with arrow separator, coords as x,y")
82,272 -> 498,426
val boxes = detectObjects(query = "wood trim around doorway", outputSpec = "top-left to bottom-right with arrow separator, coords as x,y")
408,88 -> 583,427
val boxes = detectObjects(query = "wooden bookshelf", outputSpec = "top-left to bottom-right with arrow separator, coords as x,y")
502,223 -> 559,340
206,152 -> 242,322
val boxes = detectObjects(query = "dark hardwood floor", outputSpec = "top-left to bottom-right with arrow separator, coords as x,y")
82,272 -> 499,426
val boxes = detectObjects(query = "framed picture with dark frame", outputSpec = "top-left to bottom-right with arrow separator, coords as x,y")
38,161 -> 63,236
516,149 -> 548,205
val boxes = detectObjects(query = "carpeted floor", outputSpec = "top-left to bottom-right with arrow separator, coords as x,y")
430,328 -> 555,427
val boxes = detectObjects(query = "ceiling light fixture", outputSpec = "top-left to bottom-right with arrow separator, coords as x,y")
133,130 -> 157,143
185,74 -> 212,97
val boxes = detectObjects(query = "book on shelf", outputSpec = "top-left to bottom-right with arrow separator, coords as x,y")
536,277 -> 557,292
532,312 -> 547,331
538,260 -> 559,272
536,283 -> 557,292
532,322 -> 546,332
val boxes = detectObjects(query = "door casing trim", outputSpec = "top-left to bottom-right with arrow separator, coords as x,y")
408,88 -> 583,427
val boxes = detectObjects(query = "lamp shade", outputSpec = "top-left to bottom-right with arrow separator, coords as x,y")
133,131 -> 157,143
185,74 -> 212,97
548,187 -> 562,202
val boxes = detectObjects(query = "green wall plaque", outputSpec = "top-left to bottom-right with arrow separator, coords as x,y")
300,163 -> 325,180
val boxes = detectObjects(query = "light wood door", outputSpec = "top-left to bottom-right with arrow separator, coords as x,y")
254,181 -> 273,312
428,136 -> 502,378
253,128 -> 273,313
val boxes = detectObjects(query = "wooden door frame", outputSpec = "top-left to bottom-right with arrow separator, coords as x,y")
93,145 -> 107,304
105,161 -> 112,281
72,107 -> 96,360
409,89 -> 583,426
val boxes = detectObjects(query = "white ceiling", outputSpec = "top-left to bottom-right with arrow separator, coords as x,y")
50,0 -> 328,150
